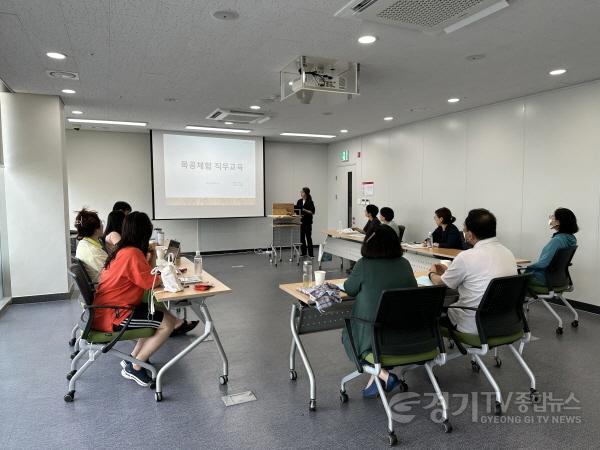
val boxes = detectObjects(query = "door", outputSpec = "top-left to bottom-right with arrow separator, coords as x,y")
336,165 -> 355,229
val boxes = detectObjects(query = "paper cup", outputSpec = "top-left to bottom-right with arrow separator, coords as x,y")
314,270 -> 326,286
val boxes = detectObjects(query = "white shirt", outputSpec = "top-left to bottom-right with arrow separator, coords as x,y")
75,237 -> 108,283
442,237 -> 517,334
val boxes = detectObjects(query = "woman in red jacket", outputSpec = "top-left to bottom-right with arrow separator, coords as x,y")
93,211 -> 197,387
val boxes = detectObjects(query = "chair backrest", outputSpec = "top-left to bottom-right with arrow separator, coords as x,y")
69,262 -> 95,307
476,274 -> 530,343
398,225 -> 406,243
72,257 -> 94,289
544,246 -> 577,289
372,285 -> 446,358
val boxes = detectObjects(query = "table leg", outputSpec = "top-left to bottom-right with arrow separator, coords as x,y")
193,302 -> 229,382
318,243 -> 324,270
289,337 -> 297,380
290,304 -> 317,411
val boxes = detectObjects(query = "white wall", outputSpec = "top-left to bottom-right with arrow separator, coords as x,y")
328,80 -> 600,307
0,93 -> 70,297
66,131 -> 328,252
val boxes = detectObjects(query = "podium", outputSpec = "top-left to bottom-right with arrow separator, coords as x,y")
267,203 -> 301,267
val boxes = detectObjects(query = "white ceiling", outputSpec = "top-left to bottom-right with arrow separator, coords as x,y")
1,0 -> 600,141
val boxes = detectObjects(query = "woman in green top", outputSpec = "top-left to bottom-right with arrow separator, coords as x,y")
342,225 -> 417,398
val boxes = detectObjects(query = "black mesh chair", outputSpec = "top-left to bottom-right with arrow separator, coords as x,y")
397,225 -> 406,243
64,263 -> 157,402
442,274 -> 538,416
526,246 -> 578,335
67,258 -> 94,357
340,285 -> 449,446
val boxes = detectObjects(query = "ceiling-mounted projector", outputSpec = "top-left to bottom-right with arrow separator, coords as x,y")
280,56 -> 359,105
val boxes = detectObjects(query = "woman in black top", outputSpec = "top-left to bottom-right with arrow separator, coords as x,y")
295,187 -> 316,257
431,207 -> 463,250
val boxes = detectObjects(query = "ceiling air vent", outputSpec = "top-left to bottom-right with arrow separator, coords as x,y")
206,108 -> 270,124
335,0 -> 509,34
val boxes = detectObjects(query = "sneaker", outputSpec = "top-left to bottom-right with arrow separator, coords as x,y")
362,381 -> 381,399
385,373 -> 400,393
121,363 -> 153,387
120,358 -> 152,370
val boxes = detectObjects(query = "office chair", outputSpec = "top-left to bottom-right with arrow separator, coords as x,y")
442,274 -> 538,416
526,246 -> 578,335
398,225 -> 406,243
68,257 -> 94,358
64,263 -> 157,402
340,285 -> 450,446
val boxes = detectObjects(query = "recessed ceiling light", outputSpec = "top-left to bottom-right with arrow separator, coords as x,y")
212,10 -> 239,20
72,110 -> 83,115
280,133 -> 336,139
340,129 -> 348,133
447,98 -> 460,103
46,51 -> 66,60
185,125 -> 251,134
549,69 -> 567,76
383,116 -> 394,121
288,81 -> 293,86
249,105 -> 261,110
358,35 -> 377,44
224,121 -> 233,125
61,89 -> 76,94
67,118 -> 147,127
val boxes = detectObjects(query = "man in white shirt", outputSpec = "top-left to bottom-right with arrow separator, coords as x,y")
428,209 -> 517,334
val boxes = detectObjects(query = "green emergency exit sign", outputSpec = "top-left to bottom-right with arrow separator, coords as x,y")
340,149 -> 349,162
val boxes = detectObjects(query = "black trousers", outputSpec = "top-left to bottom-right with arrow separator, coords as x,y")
300,223 -> 313,257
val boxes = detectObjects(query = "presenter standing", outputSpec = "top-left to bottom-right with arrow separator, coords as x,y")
296,187 -> 316,258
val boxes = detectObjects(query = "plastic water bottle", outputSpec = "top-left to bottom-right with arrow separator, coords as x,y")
302,260 -> 313,288
194,250 -> 203,276
427,232 -> 433,248
157,229 -> 165,246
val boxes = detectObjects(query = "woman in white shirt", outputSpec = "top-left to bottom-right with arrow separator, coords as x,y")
74,208 -> 108,283
103,210 -> 125,254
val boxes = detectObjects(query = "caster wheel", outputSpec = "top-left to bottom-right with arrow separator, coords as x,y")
530,388 -> 540,403
66,370 -> 77,381
494,401 -> 502,416
70,350 -> 79,360
494,356 -> 502,368
571,320 -> 579,328
155,392 -> 163,402
448,341 -> 455,349
471,361 -> 480,373
219,375 -> 228,385
442,420 -> 453,433
64,391 -> 75,402
150,381 -> 156,390
289,370 -> 297,381
388,432 -> 398,446
399,381 -> 408,392
340,391 -> 349,403
556,327 -> 563,335
68,338 -> 76,347
309,399 -> 316,411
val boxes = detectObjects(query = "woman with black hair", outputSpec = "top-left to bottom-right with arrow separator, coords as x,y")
295,187 -> 316,258
430,207 -> 464,250
74,208 -> 108,283
342,225 -> 417,398
526,207 -> 578,285
93,211 -> 198,387
103,210 -> 125,254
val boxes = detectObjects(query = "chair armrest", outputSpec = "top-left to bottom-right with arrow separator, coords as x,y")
446,305 -> 478,311
102,309 -> 135,353
344,318 -> 364,373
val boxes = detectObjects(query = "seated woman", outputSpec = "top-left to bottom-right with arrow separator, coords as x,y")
103,210 -> 125,254
74,208 -> 108,283
93,211 -> 198,387
430,207 -> 464,250
342,225 -> 417,398
526,208 -> 578,286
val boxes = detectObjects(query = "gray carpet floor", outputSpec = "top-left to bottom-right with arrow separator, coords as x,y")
1,252 -> 599,449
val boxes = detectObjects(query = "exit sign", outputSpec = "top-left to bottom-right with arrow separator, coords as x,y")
340,149 -> 349,162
